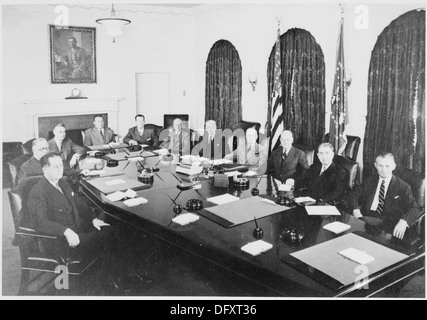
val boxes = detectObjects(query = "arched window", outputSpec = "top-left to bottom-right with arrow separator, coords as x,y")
267,28 -> 326,149
205,40 -> 242,130
364,9 -> 425,177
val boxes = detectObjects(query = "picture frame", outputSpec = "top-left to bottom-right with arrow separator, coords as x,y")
49,25 -> 97,84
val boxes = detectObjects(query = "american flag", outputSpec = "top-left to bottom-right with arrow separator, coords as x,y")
329,18 -> 349,155
268,26 -> 284,155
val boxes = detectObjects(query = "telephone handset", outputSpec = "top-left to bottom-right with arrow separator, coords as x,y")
185,199 -> 203,212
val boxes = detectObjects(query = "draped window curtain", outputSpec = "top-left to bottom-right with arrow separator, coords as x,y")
267,28 -> 326,149
205,40 -> 242,130
364,10 -> 425,177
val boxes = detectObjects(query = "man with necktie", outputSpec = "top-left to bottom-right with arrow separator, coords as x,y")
123,114 -> 159,148
267,130 -> 309,182
83,115 -> 116,146
352,152 -> 421,239
196,120 -> 230,159
48,124 -> 86,172
160,118 -> 190,156
295,142 -> 347,204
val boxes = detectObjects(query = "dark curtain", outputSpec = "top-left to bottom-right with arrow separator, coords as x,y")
364,10 -> 425,177
267,28 -> 326,149
205,40 -> 242,130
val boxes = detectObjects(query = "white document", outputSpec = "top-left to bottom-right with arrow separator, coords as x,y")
241,240 -> 273,257
156,148 -> 169,155
323,221 -> 351,234
339,248 -> 375,265
86,170 -> 106,176
123,197 -> 148,207
127,156 -> 145,162
210,159 -> 233,165
105,179 -> 126,186
279,184 -> 292,192
243,170 -> 257,177
124,189 -> 137,198
172,213 -> 200,226
106,191 -> 126,202
294,196 -> 317,205
207,194 -> 240,205
224,171 -> 241,177
305,205 -> 341,216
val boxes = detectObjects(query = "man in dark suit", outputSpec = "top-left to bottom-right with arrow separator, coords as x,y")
296,142 -> 347,204
83,115 -> 115,146
160,118 -> 191,156
352,152 -> 421,239
267,130 -> 309,182
17,138 -> 50,185
195,120 -> 229,159
48,124 -> 86,172
27,154 -> 111,259
123,114 -> 159,148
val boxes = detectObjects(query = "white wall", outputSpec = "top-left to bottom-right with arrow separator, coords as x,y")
2,4 -> 196,142
2,2 -> 423,169
193,2 -> 423,168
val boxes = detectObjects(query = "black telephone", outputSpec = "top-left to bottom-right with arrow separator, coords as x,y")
185,199 -> 203,212
106,159 -> 119,167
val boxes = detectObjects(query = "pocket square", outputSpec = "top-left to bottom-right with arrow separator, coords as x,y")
147,138 -> 151,140
394,195 -> 400,199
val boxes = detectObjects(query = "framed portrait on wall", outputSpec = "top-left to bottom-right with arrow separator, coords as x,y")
49,25 -> 97,84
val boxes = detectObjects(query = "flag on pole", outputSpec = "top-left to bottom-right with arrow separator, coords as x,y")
268,25 -> 284,155
329,17 -> 349,155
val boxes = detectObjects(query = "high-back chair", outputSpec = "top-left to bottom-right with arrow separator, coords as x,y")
7,154 -> 33,189
324,133 -> 361,161
8,177 -> 100,295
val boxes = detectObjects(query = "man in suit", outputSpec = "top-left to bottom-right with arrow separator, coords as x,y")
296,142 -> 347,204
267,130 -> 309,182
83,115 -> 115,146
352,152 -> 421,239
123,114 -> 159,148
17,138 -> 50,185
48,124 -> 86,172
27,154 -> 111,258
196,120 -> 228,159
225,128 -> 267,174
160,118 -> 191,156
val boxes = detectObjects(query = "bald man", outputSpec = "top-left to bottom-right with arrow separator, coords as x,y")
267,130 -> 309,182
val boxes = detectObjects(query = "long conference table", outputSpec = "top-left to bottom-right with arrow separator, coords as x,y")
78,148 -> 425,297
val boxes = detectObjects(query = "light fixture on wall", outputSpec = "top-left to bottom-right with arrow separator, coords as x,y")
249,72 -> 258,91
96,4 -> 131,43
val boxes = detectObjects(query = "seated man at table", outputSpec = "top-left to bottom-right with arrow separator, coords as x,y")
83,114 -> 116,147
295,143 -> 347,204
48,123 -> 87,173
196,120 -> 228,160
267,130 -> 309,182
123,114 -> 159,148
160,118 -> 190,156
224,128 -> 267,174
352,152 -> 421,239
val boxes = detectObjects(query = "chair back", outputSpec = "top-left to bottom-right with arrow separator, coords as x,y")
334,155 -> 359,191
394,167 -> 425,209
8,176 -> 42,231
145,123 -> 164,141
7,154 -> 33,188
238,120 -> 261,133
293,144 -> 315,167
324,134 -> 361,161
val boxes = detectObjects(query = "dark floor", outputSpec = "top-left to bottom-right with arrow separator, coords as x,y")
2,188 -> 425,298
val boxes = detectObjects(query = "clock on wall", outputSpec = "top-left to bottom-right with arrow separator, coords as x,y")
66,88 -> 87,99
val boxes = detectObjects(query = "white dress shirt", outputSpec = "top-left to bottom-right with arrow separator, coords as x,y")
370,176 -> 392,211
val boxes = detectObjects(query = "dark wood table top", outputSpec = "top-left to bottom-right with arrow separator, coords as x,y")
79,150 -> 425,297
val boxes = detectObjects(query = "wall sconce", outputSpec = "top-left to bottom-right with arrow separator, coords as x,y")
96,4 -> 131,43
249,72 -> 258,91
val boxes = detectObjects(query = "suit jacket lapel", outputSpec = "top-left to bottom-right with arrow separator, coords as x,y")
367,176 -> 380,209
284,147 -> 296,164
59,179 -> 80,224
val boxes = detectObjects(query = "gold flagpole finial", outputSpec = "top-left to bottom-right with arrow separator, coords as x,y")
276,15 -> 282,29
339,3 -> 345,18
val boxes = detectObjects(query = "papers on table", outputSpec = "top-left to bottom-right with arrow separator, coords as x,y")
172,213 -> 200,226
126,156 -> 145,162
105,178 -> 126,186
323,221 -> 351,234
224,171 -> 241,177
86,170 -> 106,176
106,189 -> 138,202
305,205 -> 341,216
338,248 -> 375,265
155,148 -> 169,155
243,170 -> 257,176
294,196 -> 316,206
123,197 -> 148,207
241,240 -> 273,256
210,159 -> 233,165
207,194 -> 240,205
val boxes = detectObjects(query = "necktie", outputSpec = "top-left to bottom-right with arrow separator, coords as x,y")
55,183 -> 63,194
375,180 -> 385,215
320,166 -> 327,176
100,129 -> 104,141
282,150 -> 287,161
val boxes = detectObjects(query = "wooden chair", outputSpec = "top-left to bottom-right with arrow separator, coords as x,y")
8,177 -> 100,295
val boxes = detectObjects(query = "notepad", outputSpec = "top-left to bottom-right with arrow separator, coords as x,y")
241,240 -> 273,256
105,179 -> 126,186
123,197 -> 148,207
323,221 -> 351,234
172,213 -> 200,226
305,205 -> 341,216
207,194 -> 240,205
338,248 -> 375,265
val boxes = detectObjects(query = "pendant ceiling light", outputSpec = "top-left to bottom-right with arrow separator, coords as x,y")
96,4 -> 131,43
